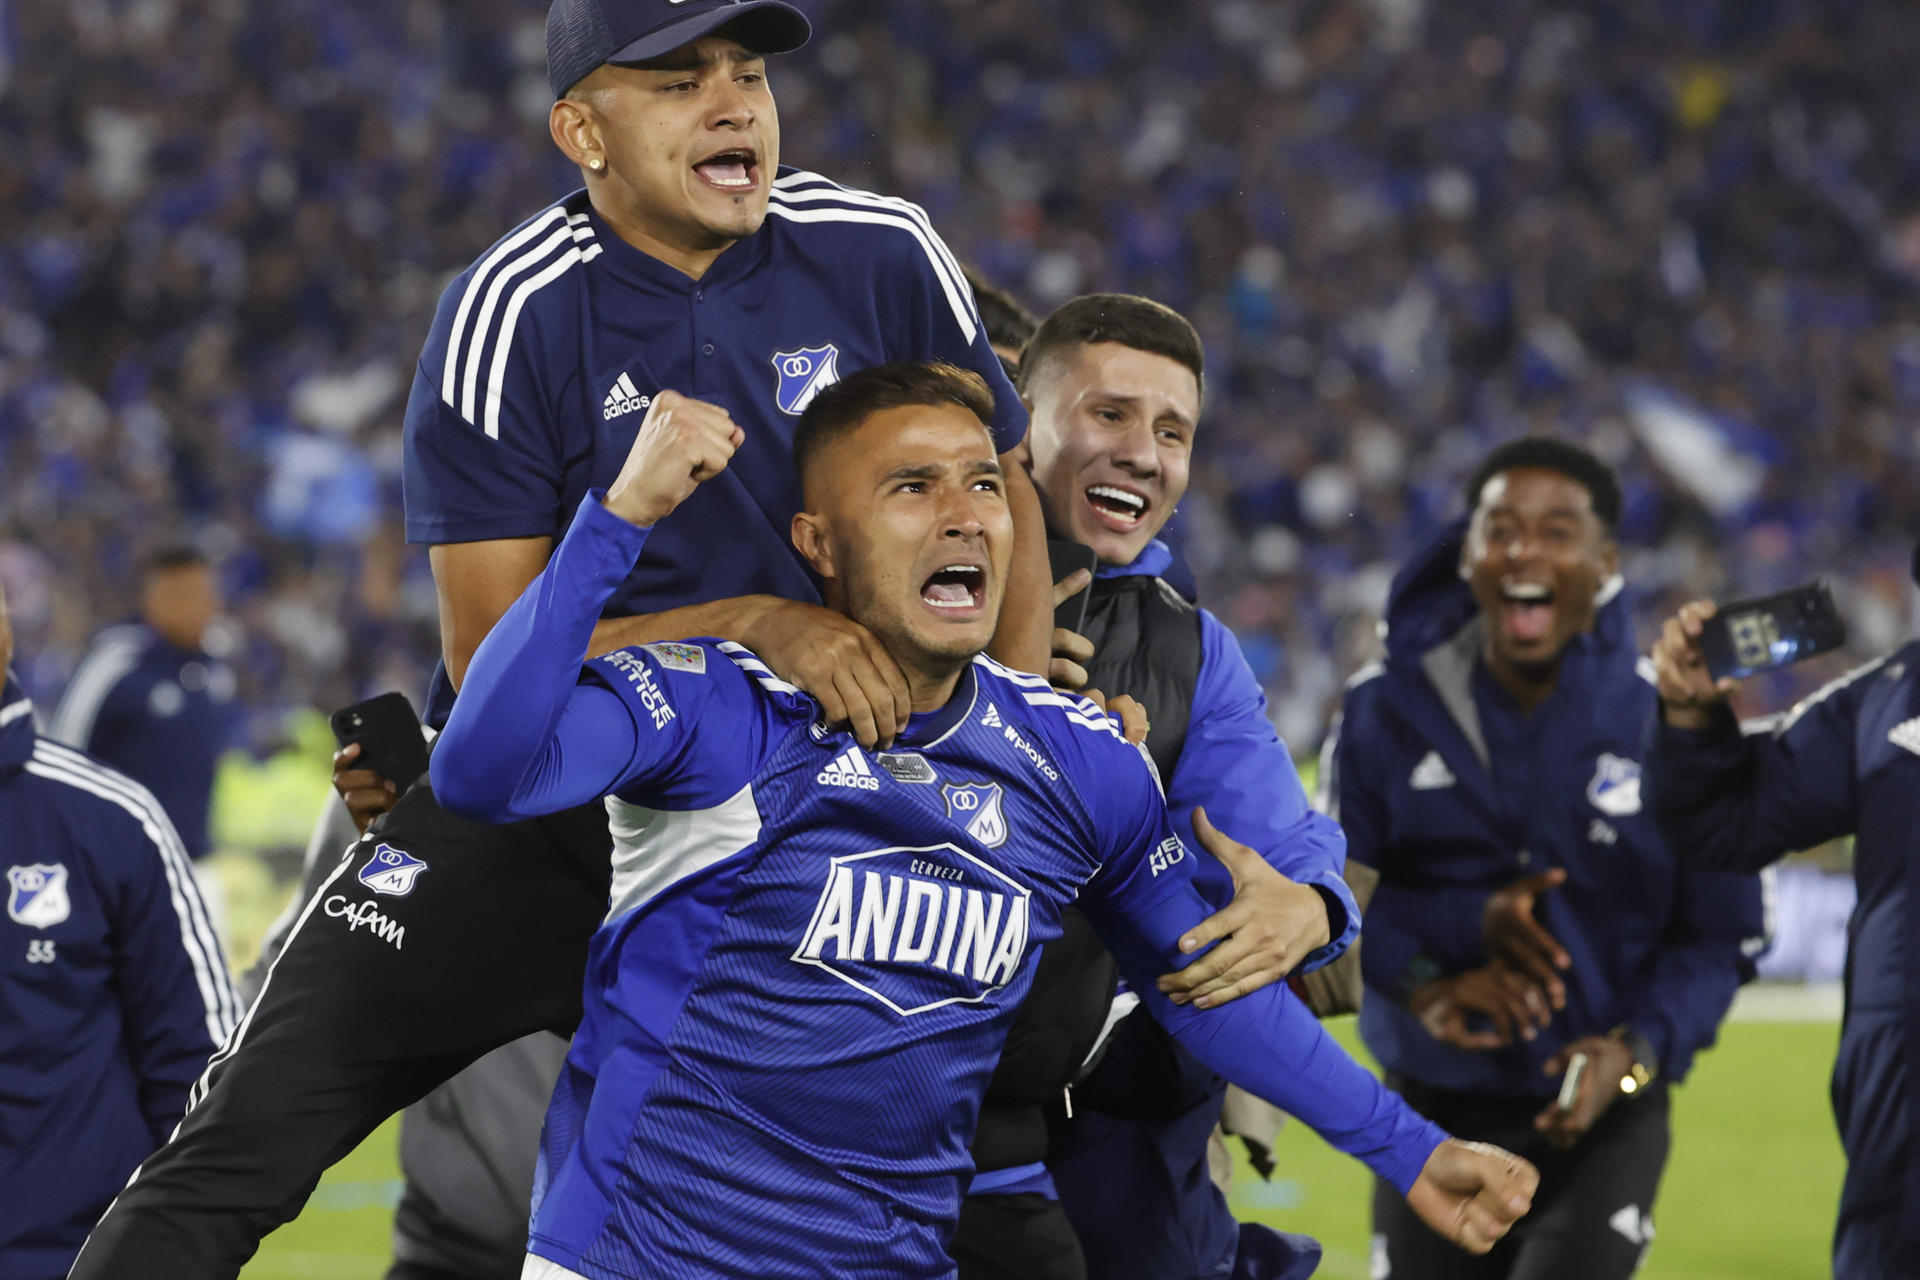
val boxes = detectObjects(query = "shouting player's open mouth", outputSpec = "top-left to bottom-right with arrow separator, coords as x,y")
1083,482 -> 1150,534
693,145 -> 760,194
919,561 -> 988,620
1498,578 -> 1556,645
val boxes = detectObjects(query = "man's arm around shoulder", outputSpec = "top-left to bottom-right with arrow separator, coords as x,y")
1169,611 -> 1358,961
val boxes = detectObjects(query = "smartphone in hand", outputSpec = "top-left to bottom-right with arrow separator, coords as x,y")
1699,582 -> 1847,682
1556,1051 -> 1590,1113
329,692 -> 430,787
1049,539 -> 1100,637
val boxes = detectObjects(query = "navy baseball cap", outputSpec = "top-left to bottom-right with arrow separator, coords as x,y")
547,0 -> 812,99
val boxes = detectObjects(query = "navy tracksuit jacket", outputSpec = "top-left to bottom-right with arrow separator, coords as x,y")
49,624 -> 237,858
0,676 -> 238,1280
1646,640 -> 1920,1277
1324,520 -> 1767,1100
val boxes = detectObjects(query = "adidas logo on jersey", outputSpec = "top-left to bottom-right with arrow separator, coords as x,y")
1409,750 -> 1456,791
1890,717 -> 1920,757
818,746 -> 881,791
981,703 -> 1003,728
602,372 -> 652,421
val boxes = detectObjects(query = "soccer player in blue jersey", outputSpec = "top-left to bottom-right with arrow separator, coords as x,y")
433,361 -> 1540,1280
71,4 -> 1064,1276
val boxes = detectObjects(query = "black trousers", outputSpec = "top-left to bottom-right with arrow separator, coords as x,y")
385,1264 -> 503,1280
68,786 -> 611,1280
951,1192 -> 1088,1280
1372,1076 -> 1671,1280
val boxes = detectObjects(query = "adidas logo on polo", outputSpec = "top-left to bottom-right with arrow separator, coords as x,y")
818,746 -> 880,791
1891,717 -> 1920,757
603,372 -> 652,421
1410,750 -> 1456,791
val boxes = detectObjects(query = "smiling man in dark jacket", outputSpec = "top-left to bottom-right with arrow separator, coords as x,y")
1019,294 -> 1356,1280
1323,437 -> 1768,1279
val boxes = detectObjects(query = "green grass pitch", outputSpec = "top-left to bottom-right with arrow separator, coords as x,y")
239,1018 -> 1842,1280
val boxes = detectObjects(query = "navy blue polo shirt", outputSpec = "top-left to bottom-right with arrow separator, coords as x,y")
404,168 -> 1023,726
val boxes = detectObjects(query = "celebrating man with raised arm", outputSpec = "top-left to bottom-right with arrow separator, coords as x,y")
432,361 -> 1538,1280
71,3 -> 1054,1275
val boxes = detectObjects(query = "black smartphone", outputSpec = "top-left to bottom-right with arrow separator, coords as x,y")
1699,582 -> 1848,682
329,692 -> 431,786
1048,539 -> 1100,636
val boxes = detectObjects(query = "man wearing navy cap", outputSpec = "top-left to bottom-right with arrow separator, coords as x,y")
70,3 -> 1057,1277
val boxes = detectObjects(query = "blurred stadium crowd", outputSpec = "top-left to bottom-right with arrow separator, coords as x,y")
4,0 -> 1919,756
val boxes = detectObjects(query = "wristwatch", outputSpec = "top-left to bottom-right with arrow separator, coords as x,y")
1612,1027 -> 1659,1097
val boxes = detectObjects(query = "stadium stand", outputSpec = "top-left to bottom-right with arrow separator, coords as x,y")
3,0 -> 1917,758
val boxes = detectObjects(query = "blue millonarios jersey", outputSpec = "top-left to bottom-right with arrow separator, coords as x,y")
403,169 -> 1024,725
433,494 -> 1449,1280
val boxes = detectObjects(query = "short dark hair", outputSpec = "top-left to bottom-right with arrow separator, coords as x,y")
793,362 -> 996,496
140,544 -> 210,579
1465,437 -> 1622,531
962,265 -> 1038,358
1017,293 -> 1205,401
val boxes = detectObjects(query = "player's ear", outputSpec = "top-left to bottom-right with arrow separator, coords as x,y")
791,511 -> 836,581
549,95 -> 604,173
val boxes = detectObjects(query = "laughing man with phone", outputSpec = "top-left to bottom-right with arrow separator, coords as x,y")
1647,567 -> 1920,1278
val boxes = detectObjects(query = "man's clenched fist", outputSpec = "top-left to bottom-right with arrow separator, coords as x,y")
605,390 -> 745,527
1405,1138 -> 1539,1254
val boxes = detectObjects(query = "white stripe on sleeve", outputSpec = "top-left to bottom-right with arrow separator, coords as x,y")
440,208 -> 569,408
48,632 -> 143,748
461,224 -> 579,426
765,200 -> 979,345
484,246 -> 597,439
772,174 -> 977,325
26,743 -> 240,1044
